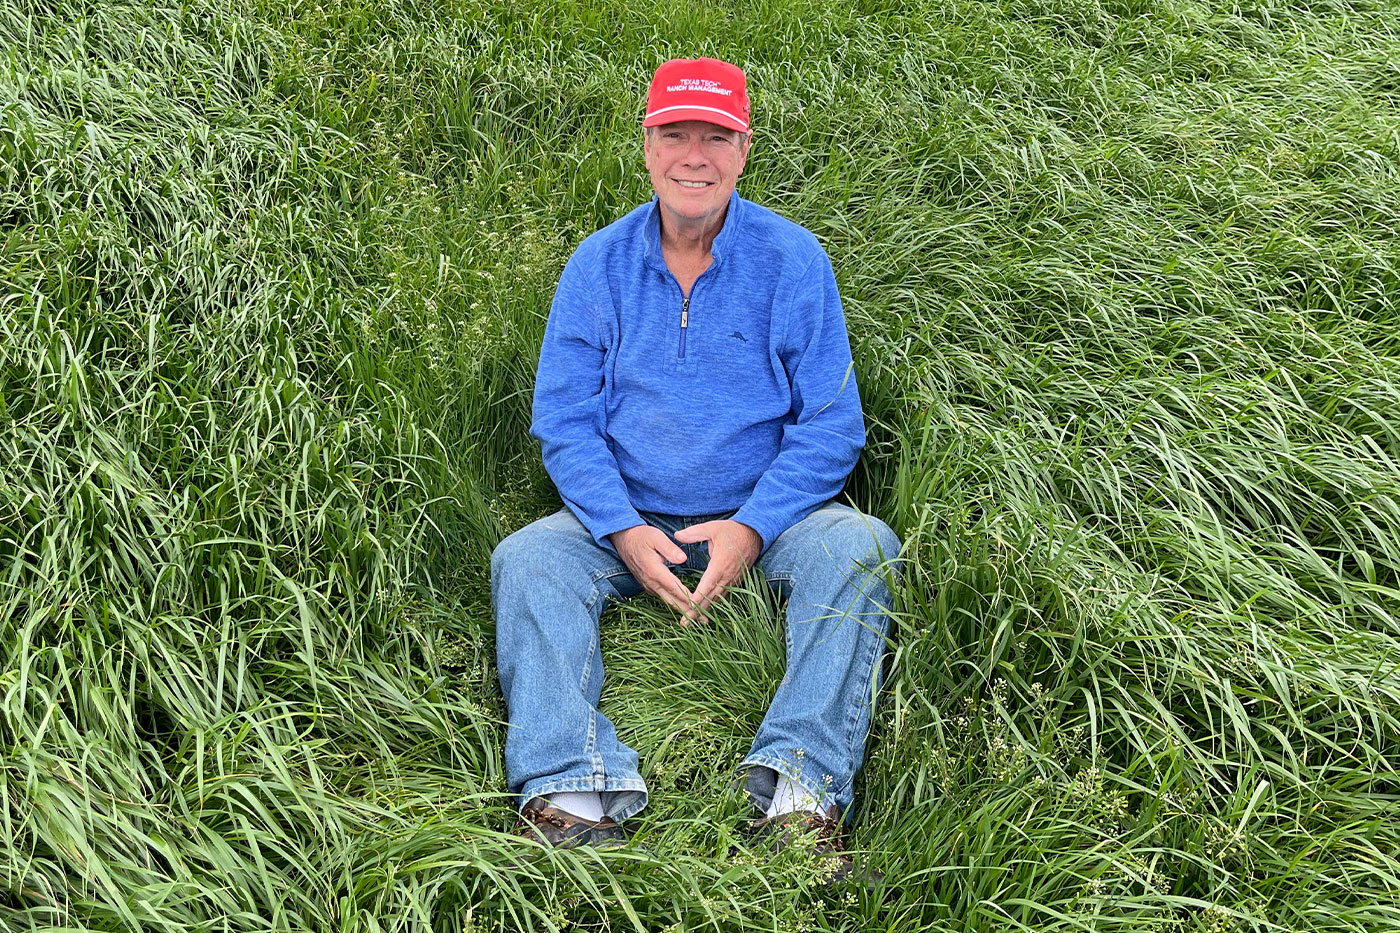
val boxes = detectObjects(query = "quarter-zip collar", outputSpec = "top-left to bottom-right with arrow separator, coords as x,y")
642,189 -> 745,275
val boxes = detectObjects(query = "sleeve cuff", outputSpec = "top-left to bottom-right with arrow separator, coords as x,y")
729,506 -> 786,555
585,509 -> 646,553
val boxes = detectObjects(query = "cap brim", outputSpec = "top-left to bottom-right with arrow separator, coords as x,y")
643,105 -> 749,133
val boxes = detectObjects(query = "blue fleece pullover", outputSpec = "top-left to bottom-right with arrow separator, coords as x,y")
530,190 -> 864,552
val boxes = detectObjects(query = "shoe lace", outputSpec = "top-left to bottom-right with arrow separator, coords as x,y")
762,812 -> 846,852
808,815 -> 846,849
525,808 -> 572,830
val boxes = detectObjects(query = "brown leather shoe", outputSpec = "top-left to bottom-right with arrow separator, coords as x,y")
516,797 -> 629,849
742,806 -> 885,890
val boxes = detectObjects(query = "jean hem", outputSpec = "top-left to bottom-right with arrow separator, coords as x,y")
733,754 -> 851,822
518,777 -> 649,822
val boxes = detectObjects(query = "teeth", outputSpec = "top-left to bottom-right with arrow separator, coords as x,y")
676,180 -> 709,188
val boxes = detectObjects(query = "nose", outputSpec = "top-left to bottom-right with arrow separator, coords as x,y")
682,136 -> 707,165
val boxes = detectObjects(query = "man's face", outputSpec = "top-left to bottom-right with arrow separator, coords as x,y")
644,120 -> 752,230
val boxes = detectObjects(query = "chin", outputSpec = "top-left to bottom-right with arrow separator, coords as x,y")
663,202 -> 715,220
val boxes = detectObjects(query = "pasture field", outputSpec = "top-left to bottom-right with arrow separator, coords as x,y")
2,0 -> 1399,929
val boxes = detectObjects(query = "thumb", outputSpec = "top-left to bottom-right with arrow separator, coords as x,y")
651,529 -> 687,564
672,521 -> 712,545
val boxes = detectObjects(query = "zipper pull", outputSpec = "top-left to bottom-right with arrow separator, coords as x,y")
678,295 -> 691,360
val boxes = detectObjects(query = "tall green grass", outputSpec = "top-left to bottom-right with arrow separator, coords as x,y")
2,0 -> 1398,929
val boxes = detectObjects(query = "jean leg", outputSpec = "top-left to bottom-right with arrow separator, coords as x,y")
740,502 -> 901,820
491,508 -> 649,821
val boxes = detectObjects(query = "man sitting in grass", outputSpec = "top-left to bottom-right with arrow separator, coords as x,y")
491,57 -> 900,884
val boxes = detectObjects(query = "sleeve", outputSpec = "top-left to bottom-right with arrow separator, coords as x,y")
529,252 -> 644,550
730,251 -> 865,551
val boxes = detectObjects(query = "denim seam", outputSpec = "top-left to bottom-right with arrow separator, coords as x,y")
843,615 -> 884,786
579,598 -> 603,776
580,589 -> 598,688
586,709 -> 601,774
589,567 -> 633,586
781,601 -> 794,685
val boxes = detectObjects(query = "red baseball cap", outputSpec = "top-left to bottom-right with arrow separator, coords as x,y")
643,57 -> 750,133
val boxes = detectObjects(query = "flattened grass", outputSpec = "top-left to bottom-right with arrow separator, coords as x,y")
2,0 -> 1398,929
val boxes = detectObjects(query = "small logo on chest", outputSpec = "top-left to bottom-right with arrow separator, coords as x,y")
729,331 -> 748,343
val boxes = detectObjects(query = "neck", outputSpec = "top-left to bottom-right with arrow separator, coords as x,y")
659,202 -> 729,258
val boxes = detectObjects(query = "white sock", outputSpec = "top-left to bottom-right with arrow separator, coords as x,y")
765,773 -> 828,818
546,791 -> 605,822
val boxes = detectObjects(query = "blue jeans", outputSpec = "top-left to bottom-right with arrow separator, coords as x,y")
491,501 -> 901,823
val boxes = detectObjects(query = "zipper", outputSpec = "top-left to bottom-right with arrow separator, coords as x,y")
678,295 -> 690,360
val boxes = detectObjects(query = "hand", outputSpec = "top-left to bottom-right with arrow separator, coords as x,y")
672,520 -> 762,622
609,525 -> 704,624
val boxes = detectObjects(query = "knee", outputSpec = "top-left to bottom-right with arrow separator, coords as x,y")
490,512 -> 603,609
817,513 -> 902,573
491,521 -> 564,592
491,523 -> 586,648
491,527 -> 530,585
866,518 -> 902,568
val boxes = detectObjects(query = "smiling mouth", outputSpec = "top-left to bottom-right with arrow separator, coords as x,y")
675,180 -> 713,189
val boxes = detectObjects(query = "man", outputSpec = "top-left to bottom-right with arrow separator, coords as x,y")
491,57 -> 901,879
